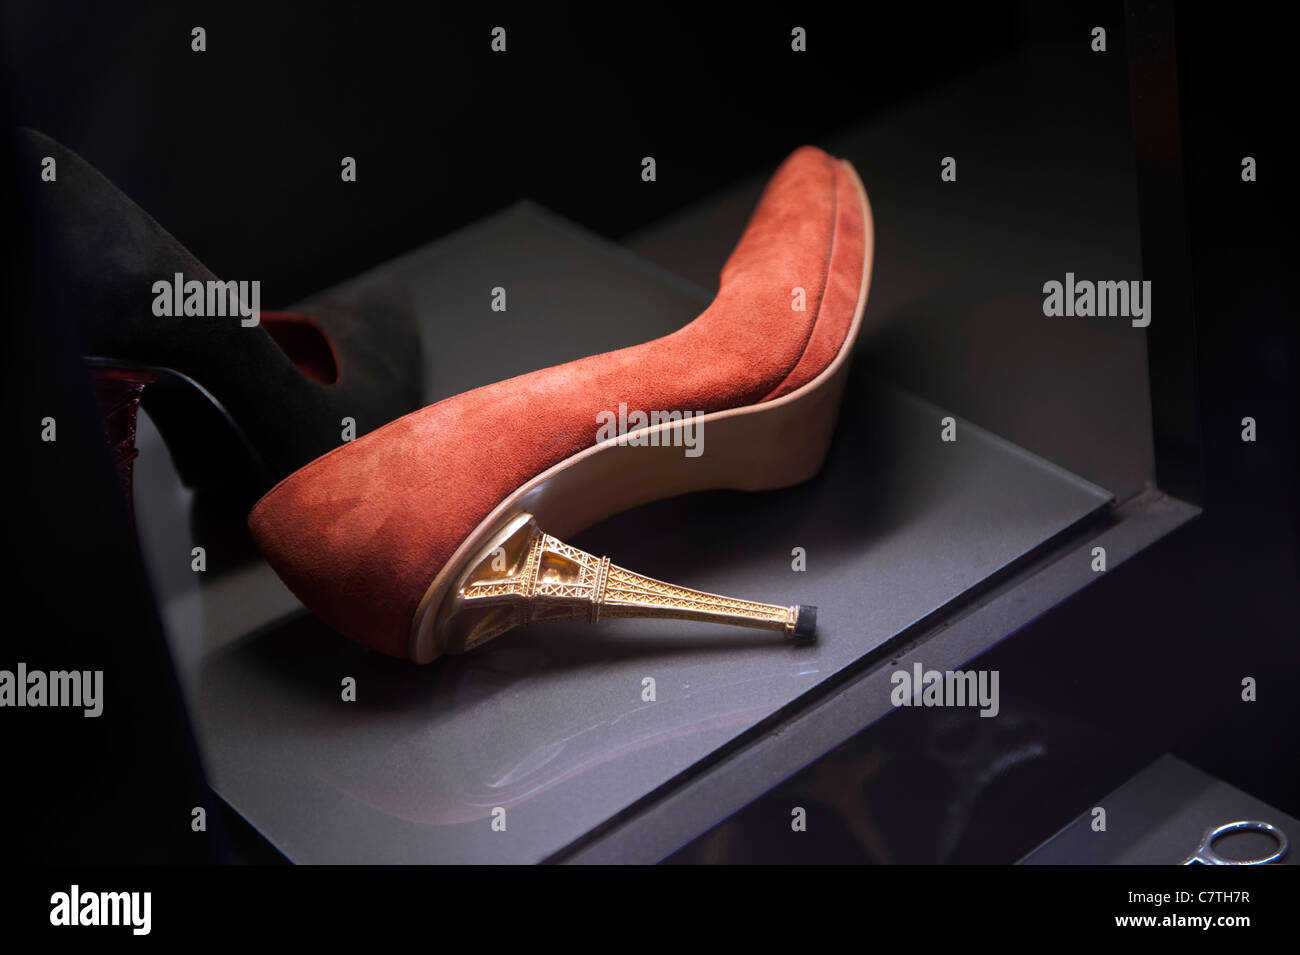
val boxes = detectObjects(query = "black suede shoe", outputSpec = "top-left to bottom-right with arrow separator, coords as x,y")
17,128 -> 422,493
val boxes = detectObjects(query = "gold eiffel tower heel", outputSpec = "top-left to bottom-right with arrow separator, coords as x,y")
435,512 -> 817,655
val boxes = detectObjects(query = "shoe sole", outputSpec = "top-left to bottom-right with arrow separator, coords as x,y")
410,159 -> 875,662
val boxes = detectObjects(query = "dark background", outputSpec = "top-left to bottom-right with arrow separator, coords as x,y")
2,0 -> 1295,864
1,1 -> 1020,303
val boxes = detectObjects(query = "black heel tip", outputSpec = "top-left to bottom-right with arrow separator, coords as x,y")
792,605 -> 817,644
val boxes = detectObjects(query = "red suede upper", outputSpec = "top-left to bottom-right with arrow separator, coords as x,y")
249,146 -> 867,658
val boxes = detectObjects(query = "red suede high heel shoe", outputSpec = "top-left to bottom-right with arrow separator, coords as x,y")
250,146 -> 874,662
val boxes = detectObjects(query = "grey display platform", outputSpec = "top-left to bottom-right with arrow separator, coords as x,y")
1021,755 -> 1299,865
134,203 -> 1112,863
